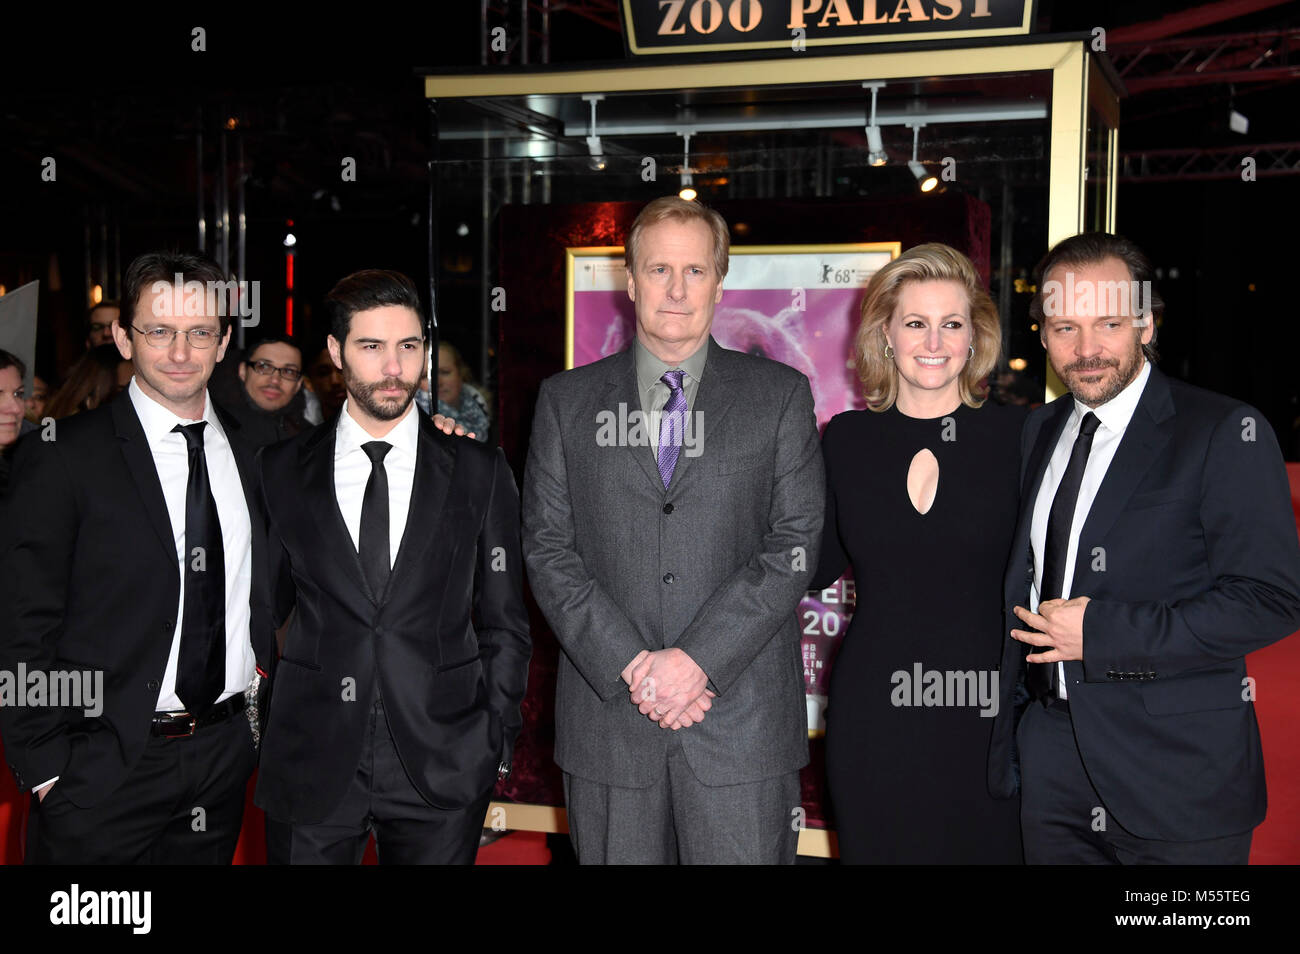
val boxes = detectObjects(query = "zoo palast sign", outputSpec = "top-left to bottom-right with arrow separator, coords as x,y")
621,0 -> 1036,55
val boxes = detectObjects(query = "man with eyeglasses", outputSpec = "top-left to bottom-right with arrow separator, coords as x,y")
0,250 -> 276,863
228,334 -> 309,448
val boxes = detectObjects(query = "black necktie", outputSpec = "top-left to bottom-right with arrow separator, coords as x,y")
173,421 -> 226,716
359,441 -> 392,599
1028,411 -> 1101,701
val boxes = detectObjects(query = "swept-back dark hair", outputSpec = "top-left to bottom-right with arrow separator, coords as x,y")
324,269 -> 423,343
1029,232 -> 1162,364
120,250 -> 232,339
0,348 -> 25,378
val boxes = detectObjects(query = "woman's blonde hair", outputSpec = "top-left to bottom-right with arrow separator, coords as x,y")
853,242 -> 1001,411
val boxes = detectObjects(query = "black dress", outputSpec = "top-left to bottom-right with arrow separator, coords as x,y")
813,400 -> 1026,864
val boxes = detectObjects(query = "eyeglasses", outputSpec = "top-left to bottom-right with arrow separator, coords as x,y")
247,359 -> 302,382
130,325 -> 222,349
88,322 -> 115,333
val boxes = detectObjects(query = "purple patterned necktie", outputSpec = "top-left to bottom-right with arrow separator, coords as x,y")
657,369 -> 687,489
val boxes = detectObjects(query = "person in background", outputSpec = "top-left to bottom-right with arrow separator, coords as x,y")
227,334 -> 308,447
436,343 -> 488,441
85,300 -> 120,350
1,349 -> 36,492
24,373 -> 49,423
44,343 -> 125,419
305,343 -> 346,423
418,342 -> 490,443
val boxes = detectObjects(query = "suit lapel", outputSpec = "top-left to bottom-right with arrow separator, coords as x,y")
213,402 -> 257,516
298,414 -> 380,607
603,349 -> 661,489
111,396 -> 177,564
213,401 -> 275,667
1004,397 -> 1072,602
668,337 -> 736,492
387,414 -> 455,590
1071,367 -> 1173,591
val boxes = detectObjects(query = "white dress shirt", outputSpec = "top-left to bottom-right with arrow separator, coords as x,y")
33,379 -> 257,793
129,377 -> 257,713
333,399 -> 419,568
1030,359 -> 1152,699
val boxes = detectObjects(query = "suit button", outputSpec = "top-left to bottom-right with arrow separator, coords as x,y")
663,573 -> 674,584
147,680 -> 159,690
1106,670 -> 1118,679
663,503 -> 674,514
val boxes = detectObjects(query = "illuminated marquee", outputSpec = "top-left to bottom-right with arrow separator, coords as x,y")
621,0 -> 1036,54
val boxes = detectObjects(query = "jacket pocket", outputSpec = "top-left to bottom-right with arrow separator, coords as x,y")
1141,668 -> 1245,715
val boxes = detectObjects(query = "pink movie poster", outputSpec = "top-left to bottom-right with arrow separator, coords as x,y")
566,243 -> 898,732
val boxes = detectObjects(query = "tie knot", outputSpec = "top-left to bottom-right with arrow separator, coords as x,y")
1079,411 -> 1101,437
362,440 -> 392,465
661,369 -> 685,391
172,421 -> 208,449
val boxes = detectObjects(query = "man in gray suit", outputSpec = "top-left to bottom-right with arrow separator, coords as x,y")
522,196 -> 824,864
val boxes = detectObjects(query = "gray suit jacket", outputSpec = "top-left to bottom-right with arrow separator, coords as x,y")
523,337 -> 824,788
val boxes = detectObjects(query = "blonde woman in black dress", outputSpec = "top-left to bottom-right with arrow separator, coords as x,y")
813,243 -> 1025,863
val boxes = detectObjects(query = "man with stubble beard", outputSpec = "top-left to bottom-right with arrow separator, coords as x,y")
255,269 -> 530,864
988,232 -> 1300,863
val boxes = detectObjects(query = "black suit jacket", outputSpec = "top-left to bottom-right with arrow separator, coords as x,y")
988,365 -> 1300,841
0,393 -> 277,806
253,409 -> 530,825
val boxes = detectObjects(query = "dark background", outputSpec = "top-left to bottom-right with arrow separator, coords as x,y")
1,1 -> 1297,450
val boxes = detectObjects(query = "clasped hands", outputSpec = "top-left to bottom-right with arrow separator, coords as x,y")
620,648 -> 715,730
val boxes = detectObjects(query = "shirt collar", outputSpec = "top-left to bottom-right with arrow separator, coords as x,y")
1072,357 -> 1152,435
335,397 -> 420,461
128,376 -> 227,446
634,335 -> 709,395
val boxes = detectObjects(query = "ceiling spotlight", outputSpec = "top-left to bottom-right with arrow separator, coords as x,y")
583,93 -> 607,170
283,233 -> 297,248
907,124 -> 939,192
866,126 -> 887,167
864,81 -> 888,167
679,131 -> 696,200
456,222 -> 469,237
